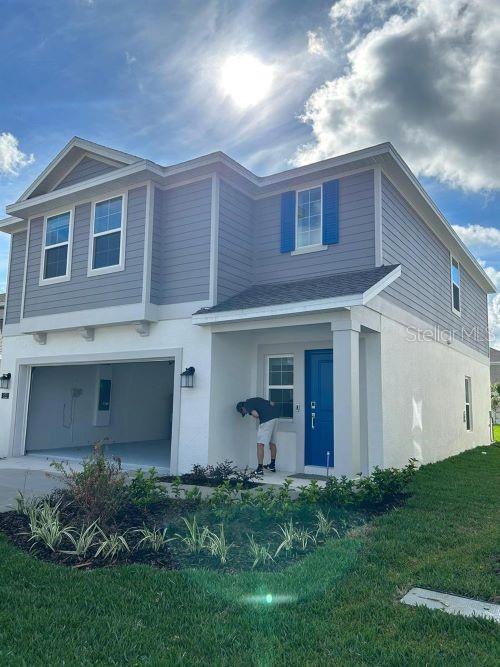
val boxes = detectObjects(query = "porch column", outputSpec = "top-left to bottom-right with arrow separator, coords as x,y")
332,321 -> 361,477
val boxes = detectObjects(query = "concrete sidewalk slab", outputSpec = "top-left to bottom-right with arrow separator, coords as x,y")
401,587 -> 500,623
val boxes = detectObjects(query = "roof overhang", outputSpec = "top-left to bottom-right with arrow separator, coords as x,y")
192,266 -> 401,325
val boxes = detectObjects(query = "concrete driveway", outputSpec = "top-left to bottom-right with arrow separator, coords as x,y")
0,457 -> 66,511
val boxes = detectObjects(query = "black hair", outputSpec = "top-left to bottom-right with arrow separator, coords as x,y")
236,401 -> 246,416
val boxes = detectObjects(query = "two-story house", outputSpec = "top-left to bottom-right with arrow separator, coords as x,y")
0,138 -> 494,475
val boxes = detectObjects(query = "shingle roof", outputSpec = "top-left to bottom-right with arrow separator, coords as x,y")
196,265 -> 400,315
491,348 -> 500,363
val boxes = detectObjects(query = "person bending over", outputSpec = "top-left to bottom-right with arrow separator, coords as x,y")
236,397 -> 280,475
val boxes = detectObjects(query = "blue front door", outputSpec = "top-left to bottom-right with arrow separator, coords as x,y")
305,349 -> 334,467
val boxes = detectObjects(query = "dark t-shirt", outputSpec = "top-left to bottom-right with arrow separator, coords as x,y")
243,397 -> 280,424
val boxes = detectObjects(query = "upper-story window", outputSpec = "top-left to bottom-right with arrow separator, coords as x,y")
451,256 -> 461,315
89,195 -> 126,275
40,211 -> 72,284
296,186 -> 322,249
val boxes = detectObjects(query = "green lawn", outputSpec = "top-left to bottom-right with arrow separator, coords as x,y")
0,446 -> 499,666
493,424 -> 500,443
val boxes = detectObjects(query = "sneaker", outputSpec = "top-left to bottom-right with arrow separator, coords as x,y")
254,465 -> 264,476
264,463 -> 276,472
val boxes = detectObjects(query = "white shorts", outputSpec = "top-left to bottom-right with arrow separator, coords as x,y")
257,418 -> 279,446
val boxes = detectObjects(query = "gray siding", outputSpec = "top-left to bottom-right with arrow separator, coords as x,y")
252,170 -> 375,284
153,178 -> 212,305
55,156 -> 118,190
5,231 -> 27,324
381,175 -> 489,356
218,179 -> 253,302
23,186 -> 146,318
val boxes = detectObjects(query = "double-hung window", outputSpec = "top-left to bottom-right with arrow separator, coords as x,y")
296,186 -> 322,249
41,211 -> 72,283
267,356 -> 294,419
89,195 -> 125,274
451,256 -> 461,315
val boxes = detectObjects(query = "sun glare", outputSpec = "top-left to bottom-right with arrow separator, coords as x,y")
220,54 -> 274,109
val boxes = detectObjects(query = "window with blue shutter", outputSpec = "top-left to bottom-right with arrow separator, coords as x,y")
322,179 -> 339,245
280,191 -> 296,253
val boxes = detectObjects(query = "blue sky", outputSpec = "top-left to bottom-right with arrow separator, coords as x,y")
0,0 -> 499,342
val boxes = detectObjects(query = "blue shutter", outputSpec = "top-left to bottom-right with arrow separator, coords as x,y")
280,191 -> 296,253
322,179 -> 339,245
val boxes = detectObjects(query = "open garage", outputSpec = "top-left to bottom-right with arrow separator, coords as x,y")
24,360 -> 175,471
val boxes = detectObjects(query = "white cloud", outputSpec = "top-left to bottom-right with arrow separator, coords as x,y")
296,0 -> 500,192
453,225 -> 500,250
0,133 -> 34,176
125,51 -> 137,65
307,31 -> 327,57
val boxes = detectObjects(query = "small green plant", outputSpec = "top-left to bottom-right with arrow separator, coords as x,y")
183,486 -> 202,504
62,521 -> 101,558
95,531 -> 130,560
295,527 -> 316,551
205,524 -> 233,564
134,526 -> 171,553
25,501 -> 69,552
175,516 -> 209,554
247,534 -> 275,569
14,491 -> 42,518
51,442 -> 127,524
274,519 -> 297,557
170,477 -> 183,499
314,510 -> 340,540
129,468 -> 168,507
297,479 -> 322,504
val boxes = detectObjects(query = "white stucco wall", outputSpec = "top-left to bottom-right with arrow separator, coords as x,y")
25,361 -> 174,450
0,317 -> 213,473
379,310 -> 491,468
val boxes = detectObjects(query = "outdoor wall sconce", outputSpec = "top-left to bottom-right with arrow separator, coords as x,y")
0,373 -> 11,390
180,366 -> 195,388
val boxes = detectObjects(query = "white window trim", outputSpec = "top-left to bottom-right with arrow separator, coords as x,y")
295,183 -> 323,252
39,208 -> 74,286
450,254 -> 461,317
465,376 -> 472,431
266,354 -> 294,421
87,193 -> 127,277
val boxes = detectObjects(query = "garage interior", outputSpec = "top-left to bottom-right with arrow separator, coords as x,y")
25,360 -> 175,471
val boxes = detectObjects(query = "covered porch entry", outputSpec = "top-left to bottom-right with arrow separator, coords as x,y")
203,307 -> 384,478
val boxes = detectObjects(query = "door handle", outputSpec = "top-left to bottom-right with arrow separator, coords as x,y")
311,412 -> 316,430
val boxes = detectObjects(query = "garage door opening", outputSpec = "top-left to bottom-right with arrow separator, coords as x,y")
25,360 -> 175,471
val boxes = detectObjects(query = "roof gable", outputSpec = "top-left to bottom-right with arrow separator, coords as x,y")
19,137 -> 141,201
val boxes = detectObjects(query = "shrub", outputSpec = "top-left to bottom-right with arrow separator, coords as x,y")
356,460 -> 417,507
51,442 -> 128,525
179,461 -> 258,487
321,476 -> 357,506
129,468 -> 168,508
